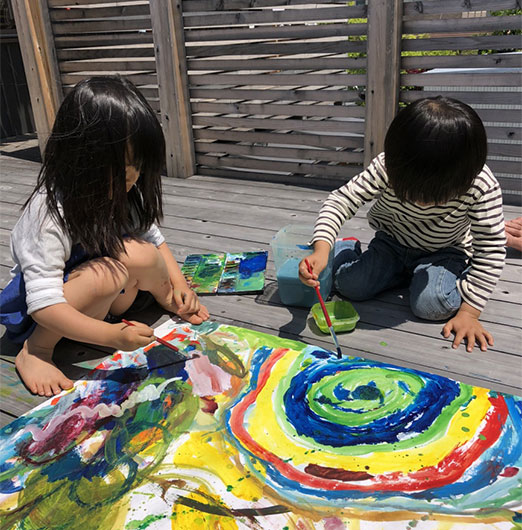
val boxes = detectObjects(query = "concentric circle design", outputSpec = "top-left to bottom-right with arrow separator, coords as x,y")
226,345 -> 522,512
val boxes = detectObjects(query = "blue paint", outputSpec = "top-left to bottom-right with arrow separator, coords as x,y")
284,361 -> 460,447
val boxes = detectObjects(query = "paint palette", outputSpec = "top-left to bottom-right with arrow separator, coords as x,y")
182,251 -> 268,294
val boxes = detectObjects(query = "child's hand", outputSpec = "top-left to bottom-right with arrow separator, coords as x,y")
113,320 -> 154,351
505,217 -> 522,251
173,287 -> 210,325
442,303 -> 493,353
299,252 -> 329,288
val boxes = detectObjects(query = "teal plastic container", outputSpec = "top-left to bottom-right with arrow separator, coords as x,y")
271,225 -> 333,308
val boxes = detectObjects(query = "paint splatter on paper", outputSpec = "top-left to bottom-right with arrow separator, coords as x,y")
182,251 -> 268,294
1,320 -> 521,530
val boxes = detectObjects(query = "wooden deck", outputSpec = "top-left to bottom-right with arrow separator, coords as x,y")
1,139 -> 521,428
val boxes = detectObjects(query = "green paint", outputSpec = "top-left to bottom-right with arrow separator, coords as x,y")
462,427 -> 470,432
126,514 -> 167,530
479,434 -> 487,440
379,341 -> 388,346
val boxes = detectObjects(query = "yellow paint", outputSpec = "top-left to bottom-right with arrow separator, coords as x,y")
172,431 -> 265,501
246,349 -> 492,474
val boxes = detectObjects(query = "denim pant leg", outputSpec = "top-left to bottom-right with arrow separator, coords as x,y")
333,232 -> 408,301
409,249 -> 468,321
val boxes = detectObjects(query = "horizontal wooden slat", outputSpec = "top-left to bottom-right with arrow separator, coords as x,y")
190,87 -> 364,104
53,17 -> 151,35
182,0 -> 353,12
192,115 -> 365,134
61,72 -> 157,85
60,59 -> 156,72
402,0 -> 519,16
50,3 -> 150,21
189,73 -> 367,86
196,153 -> 362,177
477,109 -> 522,123
184,22 -> 367,42
197,166 -> 358,187
488,143 -> 522,158
401,72 -> 521,87
403,15 -> 521,35
184,5 -> 366,28
401,53 -> 522,70
484,125 -> 521,142
488,161 -> 522,178
195,141 -> 364,164
193,128 -> 364,150
191,101 -> 366,119
49,0 -> 148,5
57,46 -> 155,61
400,90 -> 522,106
402,35 -> 522,53
186,40 -> 367,58
188,57 -> 367,71
55,32 -> 153,48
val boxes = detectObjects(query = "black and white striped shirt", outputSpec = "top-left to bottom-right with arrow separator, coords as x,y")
312,153 -> 506,312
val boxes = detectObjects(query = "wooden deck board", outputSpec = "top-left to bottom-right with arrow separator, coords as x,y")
1,149 -> 521,428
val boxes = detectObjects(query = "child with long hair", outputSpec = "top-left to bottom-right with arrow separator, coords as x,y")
0,76 -> 209,397
300,96 -> 506,352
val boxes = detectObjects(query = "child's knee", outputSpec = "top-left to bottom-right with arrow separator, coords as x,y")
334,265 -> 374,301
92,257 -> 130,295
410,289 -> 460,321
122,239 -> 161,271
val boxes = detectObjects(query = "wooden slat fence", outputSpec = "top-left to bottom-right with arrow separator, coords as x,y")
13,0 -> 522,201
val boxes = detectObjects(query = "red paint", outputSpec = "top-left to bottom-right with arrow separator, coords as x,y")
201,396 -> 218,414
499,466 -> 519,477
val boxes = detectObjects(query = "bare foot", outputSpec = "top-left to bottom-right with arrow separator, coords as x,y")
15,342 -> 74,397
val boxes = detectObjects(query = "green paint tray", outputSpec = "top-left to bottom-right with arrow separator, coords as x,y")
311,300 -> 360,334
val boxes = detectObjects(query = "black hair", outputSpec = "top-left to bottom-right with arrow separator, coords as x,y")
27,75 -> 165,258
384,96 -> 487,205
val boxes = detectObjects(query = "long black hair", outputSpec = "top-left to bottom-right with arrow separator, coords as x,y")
384,96 -> 487,205
27,75 -> 165,258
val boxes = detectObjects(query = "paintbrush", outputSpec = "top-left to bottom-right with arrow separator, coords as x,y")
304,259 -> 342,359
121,319 -> 181,354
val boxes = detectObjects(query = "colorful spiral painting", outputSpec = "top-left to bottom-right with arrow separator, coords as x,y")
1,320 -> 521,530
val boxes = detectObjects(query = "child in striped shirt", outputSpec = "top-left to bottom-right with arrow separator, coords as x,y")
299,96 -> 506,353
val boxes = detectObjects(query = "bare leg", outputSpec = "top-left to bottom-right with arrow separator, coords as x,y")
16,258 -> 129,397
110,239 -> 175,315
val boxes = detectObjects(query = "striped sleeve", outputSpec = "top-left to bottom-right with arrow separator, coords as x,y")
311,156 -> 387,248
458,170 -> 506,312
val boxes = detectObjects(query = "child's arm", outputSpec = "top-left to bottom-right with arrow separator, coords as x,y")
156,242 -> 209,323
443,169 -> 506,352
31,303 -> 154,351
300,155 -> 387,285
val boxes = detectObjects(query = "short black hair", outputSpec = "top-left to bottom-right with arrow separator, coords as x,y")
28,75 -> 165,258
384,96 -> 487,204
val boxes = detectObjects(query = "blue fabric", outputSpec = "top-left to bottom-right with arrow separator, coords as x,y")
0,245 -> 90,344
333,231 -> 469,321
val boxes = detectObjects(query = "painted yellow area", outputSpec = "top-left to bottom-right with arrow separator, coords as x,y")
246,349 -> 492,474
172,431 -> 265,501
0,491 -> 20,512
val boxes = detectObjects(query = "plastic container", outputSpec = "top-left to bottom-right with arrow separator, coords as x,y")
311,300 -> 360,333
271,224 -> 333,308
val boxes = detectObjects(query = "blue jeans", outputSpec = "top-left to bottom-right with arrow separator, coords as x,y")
333,232 -> 468,321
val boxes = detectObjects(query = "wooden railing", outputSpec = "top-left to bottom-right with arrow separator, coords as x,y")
12,0 -> 521,200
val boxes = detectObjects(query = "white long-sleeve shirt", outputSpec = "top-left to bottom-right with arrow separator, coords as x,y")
9,191 -> 165,315
312,153 -> 506,312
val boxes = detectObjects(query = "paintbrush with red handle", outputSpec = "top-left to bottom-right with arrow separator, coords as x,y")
121,319 -> 180,354
304,259 -> 342,359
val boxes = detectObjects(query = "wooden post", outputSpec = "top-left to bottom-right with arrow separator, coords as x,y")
364,0 -> 403,166
150,0 -> 195,178
11,0 -> 62,156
